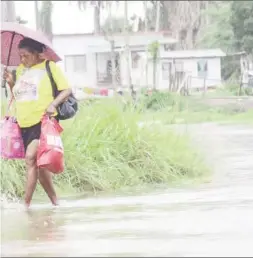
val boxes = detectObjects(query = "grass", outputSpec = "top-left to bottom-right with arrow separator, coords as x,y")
1,99 -> 209,199
139,91 -> 253,125
2,90 -> 252,200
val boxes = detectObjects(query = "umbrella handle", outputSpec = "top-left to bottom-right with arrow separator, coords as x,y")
2,32 -> 16,98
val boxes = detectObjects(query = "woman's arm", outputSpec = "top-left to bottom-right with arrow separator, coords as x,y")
46,61 -> 73,115
51,88 -> 72,108
3,69 -> 15,90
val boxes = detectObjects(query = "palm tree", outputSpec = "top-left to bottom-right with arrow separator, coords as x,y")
1,1 -> 16,22
124,1 -> 132,92
39,1 -> 53,41
152,1 -> 160,90
75,1 -> 102,33
34,1 -> 40,30
106,1 -> 117,89
155,0 -> 160,32
143,1 -> 149,88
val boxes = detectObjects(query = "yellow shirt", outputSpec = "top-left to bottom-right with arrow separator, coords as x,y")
13,60 -> 70,128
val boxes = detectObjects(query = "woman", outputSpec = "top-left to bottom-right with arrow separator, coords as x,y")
4,37 -> 72,208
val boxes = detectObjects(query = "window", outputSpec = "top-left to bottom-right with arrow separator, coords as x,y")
65,55 -> 86,73
197,59 -> 208,78
175,61 -> 184,72
162,62 -> 171,80
131,51 -> 141,69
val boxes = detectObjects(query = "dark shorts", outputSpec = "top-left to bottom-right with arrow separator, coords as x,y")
21,122 -> 42,152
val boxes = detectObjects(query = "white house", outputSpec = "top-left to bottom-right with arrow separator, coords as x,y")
52,31 -> 176,89
52,32 -> 225,91
158,48 -> 226,90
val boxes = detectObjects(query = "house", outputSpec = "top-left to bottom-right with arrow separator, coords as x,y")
157,48 -> 226,90
52,31 -> 177,90
52,32 -> 225,92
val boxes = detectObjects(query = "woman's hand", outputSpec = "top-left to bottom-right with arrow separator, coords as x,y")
45,103 -> 57,116
3,69 -> 15,88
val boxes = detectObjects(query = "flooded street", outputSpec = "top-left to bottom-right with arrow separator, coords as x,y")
1,123 -> 253,257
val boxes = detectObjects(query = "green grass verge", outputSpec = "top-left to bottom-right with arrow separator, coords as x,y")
1,99 -> 209,199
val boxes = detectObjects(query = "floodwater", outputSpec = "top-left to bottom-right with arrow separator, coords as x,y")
1,123 -> 253,257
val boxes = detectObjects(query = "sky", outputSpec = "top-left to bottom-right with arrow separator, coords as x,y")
15,1 -> 145,34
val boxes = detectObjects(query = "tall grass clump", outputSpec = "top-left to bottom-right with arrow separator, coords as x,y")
1,99 -> 208,198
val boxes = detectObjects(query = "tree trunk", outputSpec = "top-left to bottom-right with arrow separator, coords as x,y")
34,1 -> 40,30
1,1 -> 16,22
39,1 -> 53,42
108,2 -> 116,89
154,1 -> 160,90
124,1 -> 132,91
94,2 -> 101,34
153,58 -> 157,90
144,1 -> 149,88
155,1 -> 160,32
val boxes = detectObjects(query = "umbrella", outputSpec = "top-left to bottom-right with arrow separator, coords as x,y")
1,22 -> 61,67
1,22 -> 61,97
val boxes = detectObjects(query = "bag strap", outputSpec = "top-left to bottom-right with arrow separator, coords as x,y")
45,60 -> 58,98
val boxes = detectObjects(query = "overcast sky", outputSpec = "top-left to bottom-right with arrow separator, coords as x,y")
15,1 -> 145,34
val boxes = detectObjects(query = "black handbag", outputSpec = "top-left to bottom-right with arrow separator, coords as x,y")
45,60 -> 78,120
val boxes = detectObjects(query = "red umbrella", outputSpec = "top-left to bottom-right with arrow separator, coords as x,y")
1,22 -> 61,66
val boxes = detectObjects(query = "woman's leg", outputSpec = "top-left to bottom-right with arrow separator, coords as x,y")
38,168 -> 58,206
24,139 -> 39,208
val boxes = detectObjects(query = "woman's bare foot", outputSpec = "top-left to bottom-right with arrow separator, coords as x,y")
24,200 -> 30,210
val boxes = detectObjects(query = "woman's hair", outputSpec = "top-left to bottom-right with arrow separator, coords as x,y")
18,37 -> 46,54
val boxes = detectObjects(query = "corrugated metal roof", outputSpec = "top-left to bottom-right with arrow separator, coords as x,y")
162,49 -> 226,59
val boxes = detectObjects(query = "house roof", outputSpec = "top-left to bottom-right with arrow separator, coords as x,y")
53,31 -> 178,53
161,49 -> 226,59
53,30 -> 174,37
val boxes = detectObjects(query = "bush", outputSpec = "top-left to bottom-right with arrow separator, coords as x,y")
1,100 -> 208,198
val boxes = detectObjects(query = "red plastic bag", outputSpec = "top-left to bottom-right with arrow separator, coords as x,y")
37,115 -> 64,174
0,116 -> 25,159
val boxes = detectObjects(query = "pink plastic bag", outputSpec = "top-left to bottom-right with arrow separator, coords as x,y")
0,116 -> 25,159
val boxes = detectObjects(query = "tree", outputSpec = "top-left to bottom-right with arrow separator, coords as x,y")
101,16 -> 134,33
34,1 -> 39,30
148,41 -> 159,90
106,1 -> 117,89
197,2 -> 237,52
1,1 -> 16,22
145,1 -> 210,49
144,1 -> 149,87
124,1 -> 132,92
155,0 -> 160,32
16,16 -> 27,25
76,1 -> 102,33
39,1 -> 53,41
197,1 -> 238,80
230,1 -> 253,57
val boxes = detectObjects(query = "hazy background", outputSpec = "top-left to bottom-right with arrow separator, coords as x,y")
15,1 -> 144,34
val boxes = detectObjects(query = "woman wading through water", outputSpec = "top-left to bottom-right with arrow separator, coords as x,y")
3,37 -> 72,208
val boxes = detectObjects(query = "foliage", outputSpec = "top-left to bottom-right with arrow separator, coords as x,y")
230,1 -> 253,55
148,41 -> 159,60
16,16 -> 27,24
197,1 -> 235,53
101,16 -> 133,33
140,91 -> 187,111
1,100 -> 208,198
39,1 -> 53,41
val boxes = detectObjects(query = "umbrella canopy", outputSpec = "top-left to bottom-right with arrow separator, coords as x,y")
1,22 -> 61,66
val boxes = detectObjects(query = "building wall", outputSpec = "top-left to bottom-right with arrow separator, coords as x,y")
53,35 -> 223,90
53,35 -> 96,88
158,57 -> 222,90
